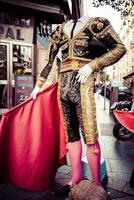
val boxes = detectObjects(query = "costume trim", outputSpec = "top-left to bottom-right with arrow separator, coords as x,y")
37,75 -> 46,83
61,19 -> 91,61
80,74 -> 98,144
39,17 -> 126,80
57,78 -> 68,142
61,56 -> 94,63
88,17 -> 111,37
61,19 -> 90,41
60,59 -> 90,73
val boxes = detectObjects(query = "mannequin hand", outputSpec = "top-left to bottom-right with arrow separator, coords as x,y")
76,64 -> 92,83
31,86 -> 41,100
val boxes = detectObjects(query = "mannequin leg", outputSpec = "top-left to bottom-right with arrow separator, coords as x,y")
86,140 -> 101,185
67,140 -> 83,185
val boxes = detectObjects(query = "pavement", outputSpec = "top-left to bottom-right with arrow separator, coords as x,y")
56,91 -> 134,200
0,91 -> 134,200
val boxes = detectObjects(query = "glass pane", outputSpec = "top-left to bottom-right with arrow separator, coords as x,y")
13,45 -> 32,75
0,84 -> 7,108
0,44 -> 7,80
14,75 -> 34,105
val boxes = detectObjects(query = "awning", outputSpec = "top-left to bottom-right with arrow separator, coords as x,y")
0,0 -> 72,23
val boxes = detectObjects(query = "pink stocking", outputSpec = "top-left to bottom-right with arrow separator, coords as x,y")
86,140 -> 101,185
67,140 -> 83,185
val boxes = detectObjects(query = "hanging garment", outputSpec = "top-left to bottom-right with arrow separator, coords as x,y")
0,83 -> 67,191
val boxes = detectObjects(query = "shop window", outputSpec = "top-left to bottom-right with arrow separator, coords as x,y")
13,44 -> 32,75
0,84 -> 7,108
0,44 -> 7,80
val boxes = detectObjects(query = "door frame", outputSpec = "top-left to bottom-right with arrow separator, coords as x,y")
0,41 -> 10,115
0,40 -> 34,115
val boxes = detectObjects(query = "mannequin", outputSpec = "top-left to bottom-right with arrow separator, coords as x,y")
31,15 -> 126,196
64,16 -> 89,40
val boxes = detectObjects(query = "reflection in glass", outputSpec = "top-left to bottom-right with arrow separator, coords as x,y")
13,45 -> 32,75
0,84 -> 7,108
0,45 -> 7,80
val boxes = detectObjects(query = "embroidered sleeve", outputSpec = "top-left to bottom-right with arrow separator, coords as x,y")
88,17 -> 126,71
38,25 -> 61,81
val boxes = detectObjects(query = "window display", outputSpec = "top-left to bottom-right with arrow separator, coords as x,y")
0,84 -> 7,108
0,44 -> 7,80
13,44 -> 32,74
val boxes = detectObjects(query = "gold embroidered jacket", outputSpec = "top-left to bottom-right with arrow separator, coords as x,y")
39,17 -> 126,81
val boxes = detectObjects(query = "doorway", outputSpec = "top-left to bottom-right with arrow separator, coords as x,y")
0,41 -> 33,115
0,42 -> 9,115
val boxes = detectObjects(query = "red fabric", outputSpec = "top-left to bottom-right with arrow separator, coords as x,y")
0,83 -> 67,191
114,110 -> 134,133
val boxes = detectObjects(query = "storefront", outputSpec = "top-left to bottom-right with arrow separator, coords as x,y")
0,12 -> 35,114
0,0 -> 82,115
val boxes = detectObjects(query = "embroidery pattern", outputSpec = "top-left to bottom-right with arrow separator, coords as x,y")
80,74 -> 98,144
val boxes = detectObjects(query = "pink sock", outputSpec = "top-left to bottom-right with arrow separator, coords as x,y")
67,140 -> 83,185
86,140 -> 101,185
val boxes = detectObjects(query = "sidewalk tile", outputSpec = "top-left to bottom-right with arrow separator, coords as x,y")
123,182 -> 134,195
106,188 -> 128,199
113,197 -> 134,200
108,171 -> 131,182
55,177 -> 71,186
57,165 -> 72,175
100,136 -> 134,161
55,172 -> 71,180
109,159 -> 133,174
105,159 -> 112,172
106,178 -> 126,192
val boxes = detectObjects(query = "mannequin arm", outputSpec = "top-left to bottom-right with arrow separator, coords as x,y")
37,25 -> 61,82
35,79 -> 46,88
31,26 -> 61,99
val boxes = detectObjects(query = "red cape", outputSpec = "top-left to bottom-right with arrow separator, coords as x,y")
0,83 -> 67,191
114,110 -> 134,133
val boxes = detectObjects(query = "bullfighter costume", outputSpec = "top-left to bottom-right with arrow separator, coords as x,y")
32,16 -> 126,190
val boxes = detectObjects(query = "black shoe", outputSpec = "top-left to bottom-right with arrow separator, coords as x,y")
52,184 -> 71,199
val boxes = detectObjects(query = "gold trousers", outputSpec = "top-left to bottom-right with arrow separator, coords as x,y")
57,70 -> 98,145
